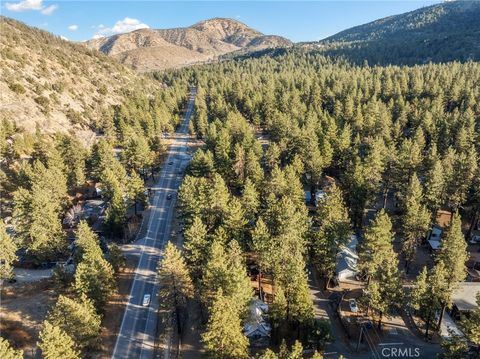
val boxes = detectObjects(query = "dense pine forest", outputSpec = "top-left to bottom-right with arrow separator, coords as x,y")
1,15 -> 480,358
158,52 -> 480,358
315,0 -> 480,65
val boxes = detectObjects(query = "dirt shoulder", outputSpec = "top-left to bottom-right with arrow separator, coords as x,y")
97,254 -> 138,358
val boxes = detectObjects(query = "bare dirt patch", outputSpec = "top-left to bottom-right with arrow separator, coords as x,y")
0,280 -> 56,357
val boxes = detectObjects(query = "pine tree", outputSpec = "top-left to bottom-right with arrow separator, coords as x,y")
183,216 -> 208,281
241,178 -> 260,223
126,171 -> 146,216
188,149 -> 215,177
251,217 -> 273,298
360,210 -> 395,282
47,295 -> 101,350
245,148 -> 264,185
223,197 -> 248,246
312,184 -> 351,287
73,223 -> 116,309
103,169 -> 127,237
74,221 -> 101,264
461,293 -> 480,345
424,157 -> 445,215
361,210 -> 402,328
0,221 -> 17,280
38,321 -> 80,359
201,240 -> 252,313
366,255 -> 402,329
411,263 -> 448,338
0,337 -> 23,359
201,290 -> 249,359
122,134 -> 153,176
13,159 -> 67,262
435,213 -> 468,329
258,349 -> 278,359
158,242 -> 193,332
55,135 -> 86,187
401,174 -> 431,273
89,139 -> 116,182
108,243 -> 126,274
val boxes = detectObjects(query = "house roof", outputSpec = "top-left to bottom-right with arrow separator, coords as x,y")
452,282 -> 480,312
336,235 -> 358,278
243,299 -> 271,338
428,239 -> 442,250
440,311 -> 464,339
244,322 -> 271,338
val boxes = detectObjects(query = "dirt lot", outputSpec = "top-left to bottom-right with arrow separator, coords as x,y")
0,280 -> 56,357
0,254 -> 137,359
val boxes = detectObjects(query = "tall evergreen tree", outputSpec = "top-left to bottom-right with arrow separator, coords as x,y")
183,216 -> 209,281
0,337 -> 23,359
126,171 -> 146,216
401,174 -> 431,273
47,295 -> 101,350
158,242 -> 194,333
13,159 -> 67,262
435,213 -> 468,329
312,184 -> 351,287
201,290 -> 249,359
202,240 -> 252,314
0,221 -> 17,280
38,321 -> 80,359
74,223 -> 116,309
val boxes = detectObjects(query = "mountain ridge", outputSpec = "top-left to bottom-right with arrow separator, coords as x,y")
85,18 -> 292,71
304,0 -> 480,65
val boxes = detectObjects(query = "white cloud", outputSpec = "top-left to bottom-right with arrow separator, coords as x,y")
40,4 -> 57,15
93,17 -> 149,38
92,34 -> 105,40
60,35 -> 68,41
6,0 -> 42,12
5,0 -> 57,15
68,24 -> 78,31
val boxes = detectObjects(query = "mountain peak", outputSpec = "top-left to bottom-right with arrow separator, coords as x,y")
85,18 -> 291,71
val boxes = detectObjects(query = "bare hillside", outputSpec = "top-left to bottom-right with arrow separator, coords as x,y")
0,17 -> 160,142
86,18 -> 292,71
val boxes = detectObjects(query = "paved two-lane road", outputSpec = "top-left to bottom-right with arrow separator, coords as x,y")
112,88 -> 196,359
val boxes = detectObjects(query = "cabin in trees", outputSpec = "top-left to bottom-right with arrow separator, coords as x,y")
243,299 -> 271,347
427,225 -> 443,251
426,210 -> 452,251
450,282 -> 480,319
440,282 -> 480,338
335,235 -> 359,284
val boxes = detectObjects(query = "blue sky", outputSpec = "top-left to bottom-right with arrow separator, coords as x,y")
2,1 -> 443,42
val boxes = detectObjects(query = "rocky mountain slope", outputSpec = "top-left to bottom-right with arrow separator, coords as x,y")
86,18 -> 292,71
0,17 -> 160,142
307,0 -> 480,65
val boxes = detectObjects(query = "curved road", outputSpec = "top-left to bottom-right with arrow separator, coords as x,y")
112,88 -> 196,359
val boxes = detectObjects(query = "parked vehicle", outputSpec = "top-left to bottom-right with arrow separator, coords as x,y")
470,234 -> 480,243
142,294 -> 151,307
349,299 -> 358,313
